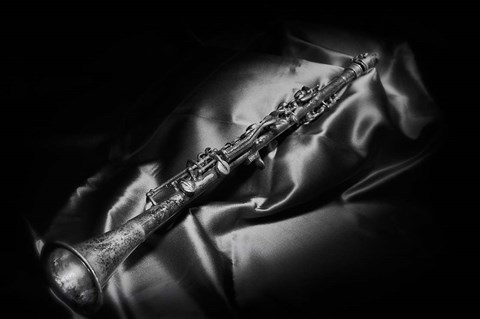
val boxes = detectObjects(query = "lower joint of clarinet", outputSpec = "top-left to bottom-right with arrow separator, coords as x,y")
178,179 -> 197,197
146,193 -> 157,205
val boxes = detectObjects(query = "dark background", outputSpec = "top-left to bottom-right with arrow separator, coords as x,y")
2,1 -> 478,318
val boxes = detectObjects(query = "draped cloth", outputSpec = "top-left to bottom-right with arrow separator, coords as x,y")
33,21 -> 441,318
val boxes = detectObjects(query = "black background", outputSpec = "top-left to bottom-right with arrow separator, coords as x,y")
2,1 -> 478,318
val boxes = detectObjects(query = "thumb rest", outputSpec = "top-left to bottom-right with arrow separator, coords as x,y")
41,52 -> 379,315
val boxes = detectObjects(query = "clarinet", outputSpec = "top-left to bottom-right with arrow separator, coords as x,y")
41,52 -> 379,315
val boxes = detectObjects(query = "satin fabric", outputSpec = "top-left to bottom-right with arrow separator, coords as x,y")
35,22 -> 441,318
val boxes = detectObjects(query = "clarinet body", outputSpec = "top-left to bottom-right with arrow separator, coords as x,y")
41,52 -> 379,315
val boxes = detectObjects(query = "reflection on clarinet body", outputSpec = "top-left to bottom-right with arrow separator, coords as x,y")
41,52 -> 380,316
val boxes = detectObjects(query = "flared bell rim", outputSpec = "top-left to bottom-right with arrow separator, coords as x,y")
41,241 -> 104,315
